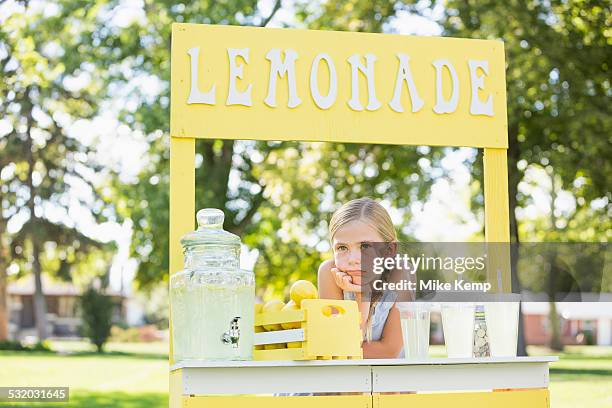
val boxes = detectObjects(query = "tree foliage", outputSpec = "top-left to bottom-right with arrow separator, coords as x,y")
0,0 -> 121,339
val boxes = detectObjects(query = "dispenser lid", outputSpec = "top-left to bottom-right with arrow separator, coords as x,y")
180,208 -> 241,250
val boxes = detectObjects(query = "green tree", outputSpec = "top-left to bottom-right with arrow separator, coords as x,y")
111,0 -> 283,290
0,194 -> 8,340
0,252 -> 7,340
517,165 -> 610,350
80,283 -> 114,353
0,0 -> 120,339
295,0 -> 398,32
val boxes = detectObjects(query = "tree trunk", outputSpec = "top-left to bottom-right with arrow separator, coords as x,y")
516,301 -> 527,355
24,91 -> 48,341
0,214 -> 8,340
0,259 -> 8,341
547,171 -> 564,351
547,255 -> 564,351
32,239 -> 49,340
507,126 -> 527,356
548,300 -> 563,351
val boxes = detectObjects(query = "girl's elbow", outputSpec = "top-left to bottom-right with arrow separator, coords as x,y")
383,339 -> 404,358
383,345 -> 402,359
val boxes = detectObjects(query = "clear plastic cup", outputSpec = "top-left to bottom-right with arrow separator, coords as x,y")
441,303 -> 475,358
484,301 -> 520,357
396,302 -> 431,359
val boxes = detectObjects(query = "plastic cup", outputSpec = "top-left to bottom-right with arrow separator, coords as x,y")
396,302 -> 431,359
441,303 -> 475,358
484,301 -> 520,357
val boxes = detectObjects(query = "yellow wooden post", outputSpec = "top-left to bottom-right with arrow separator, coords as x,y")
169,136 -> 195,366
483,148 -> 511,292
169,370 -> 184,408
483,148 -> 510,242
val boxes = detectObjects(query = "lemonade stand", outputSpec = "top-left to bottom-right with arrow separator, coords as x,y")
168,23 -> 556,407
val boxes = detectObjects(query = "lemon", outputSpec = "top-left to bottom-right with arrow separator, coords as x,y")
254,303 -> 265,332
289,280 -> 318,307
262,299 -> 285,312
262,299 -> 285,331
280,300 -> 301,329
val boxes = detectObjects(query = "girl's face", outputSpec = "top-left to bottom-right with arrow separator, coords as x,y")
332,220 -> 385,285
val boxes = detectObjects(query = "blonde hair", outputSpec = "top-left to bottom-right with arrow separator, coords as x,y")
328,197 -> 397,340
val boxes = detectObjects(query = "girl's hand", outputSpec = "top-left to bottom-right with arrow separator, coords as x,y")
331,267 -> 361,293
331,267 -> 371,337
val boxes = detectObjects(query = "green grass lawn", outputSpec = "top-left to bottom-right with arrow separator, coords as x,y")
529,345 -> 612,408
0,341 -> 610,407
0,341 -> 168,407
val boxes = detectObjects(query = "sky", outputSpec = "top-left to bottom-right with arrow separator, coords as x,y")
2,0 -> 581,294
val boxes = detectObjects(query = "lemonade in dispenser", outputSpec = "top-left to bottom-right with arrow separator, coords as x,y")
170,209 -> 255,362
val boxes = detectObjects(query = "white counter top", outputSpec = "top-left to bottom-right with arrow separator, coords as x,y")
171,355 -> 558,371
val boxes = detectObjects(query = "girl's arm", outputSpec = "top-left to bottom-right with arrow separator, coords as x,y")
317,259 -> 343,300
362,304 -> 403,359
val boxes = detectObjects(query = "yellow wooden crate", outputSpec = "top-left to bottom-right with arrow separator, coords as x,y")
254,299 -> 363,360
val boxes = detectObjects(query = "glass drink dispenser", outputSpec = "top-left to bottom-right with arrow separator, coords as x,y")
170,209 -> 255,362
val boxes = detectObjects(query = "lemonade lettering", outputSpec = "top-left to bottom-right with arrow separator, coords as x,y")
187,47 -> 494,116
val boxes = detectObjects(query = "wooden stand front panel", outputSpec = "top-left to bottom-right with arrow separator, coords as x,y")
374,389 -> 549,408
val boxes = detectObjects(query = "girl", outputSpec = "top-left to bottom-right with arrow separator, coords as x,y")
318,197 -> 404,358
276,198 -> 403,397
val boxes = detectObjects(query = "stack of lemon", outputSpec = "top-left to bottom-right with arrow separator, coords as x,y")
255,280 -> 318,350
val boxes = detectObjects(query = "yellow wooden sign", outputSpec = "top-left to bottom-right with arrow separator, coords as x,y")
171,23 -> 508,148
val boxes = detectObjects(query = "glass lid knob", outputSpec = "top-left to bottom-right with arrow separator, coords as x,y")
197,208 -> 224,229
